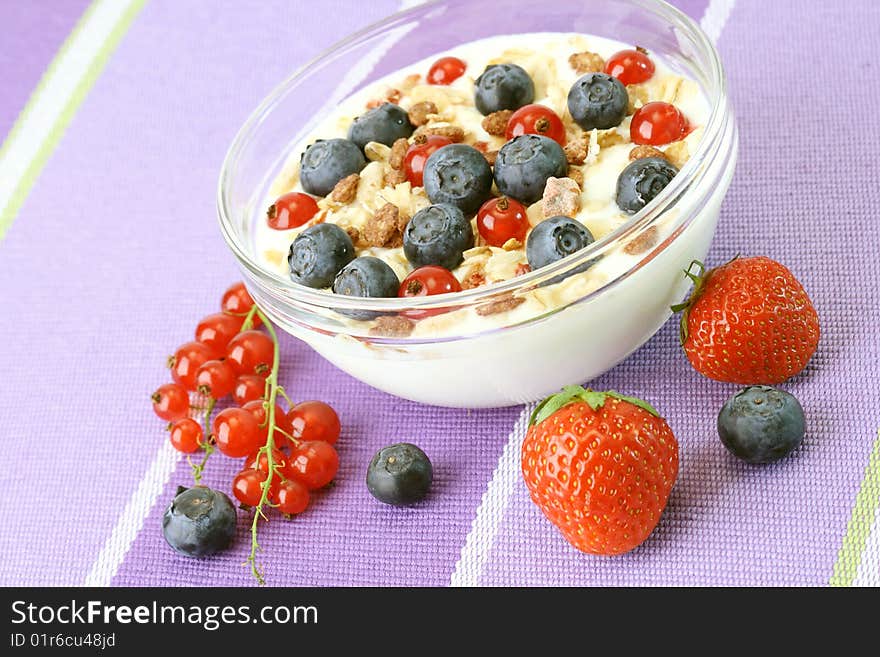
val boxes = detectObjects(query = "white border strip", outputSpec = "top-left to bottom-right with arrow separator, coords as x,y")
449,0 -> 737,587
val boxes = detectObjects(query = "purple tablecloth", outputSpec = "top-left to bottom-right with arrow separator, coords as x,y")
1,0 -> 878,587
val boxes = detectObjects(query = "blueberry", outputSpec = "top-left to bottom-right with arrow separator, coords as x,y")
717,386 -> 806,464
615,157 -> 679,214
300,138 -> 366,196
332,256 -> 400,319
403,203 -> 474,270
288,223 -> 355,288
348,103 -> 414,151
526,215 -> 596,273
162,486 -> 237,558
494,134 -> 568,204
366,443 -> 433,506
567,72 -> 628,130
474,63 -> 535,115
422,144 -> 493,215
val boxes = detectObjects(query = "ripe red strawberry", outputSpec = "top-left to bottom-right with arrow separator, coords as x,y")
672,256 -> 819,384
521,387 -> 678,556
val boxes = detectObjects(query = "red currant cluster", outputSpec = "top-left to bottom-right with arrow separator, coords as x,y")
150,282 -> 341,580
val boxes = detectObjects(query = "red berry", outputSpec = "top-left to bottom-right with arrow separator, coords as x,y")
630,101 -> 689,146
232,468 -> 277,507
169,418 -> 203,453
244,448 -> 288,476
221,281 -> 261,327
285,441 -> 339,490
226,330 -> 274,377
605,48 -> 655,86
233,375 -> 265,405
403,136 -> 453,187
169,341 -> 216,391
213,407 -> 262,457
267,192 -> 319,230
476,197 -> 529,247
151,383 -> 190,421
195,312 -> 244,356
398,266 -> 462,319
427,56 -> 466,85
276,479 -> 310,516
243,400 -> 291,445
505,104 -> 566,146
287,401 -> 341,445
195,359 -> 236,399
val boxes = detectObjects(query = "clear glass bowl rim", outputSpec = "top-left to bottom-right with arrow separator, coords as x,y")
217,0 -> 730,316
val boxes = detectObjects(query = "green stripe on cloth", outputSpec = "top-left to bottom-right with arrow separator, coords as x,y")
0,0 -> 146,242
830,429 -> 880,586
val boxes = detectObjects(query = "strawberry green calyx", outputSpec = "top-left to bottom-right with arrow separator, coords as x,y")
669,259 -> 707,344
529,385 -> 660,426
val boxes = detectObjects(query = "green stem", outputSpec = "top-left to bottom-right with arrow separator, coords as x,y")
247,307 -> 281,585
190,397 -> 217,484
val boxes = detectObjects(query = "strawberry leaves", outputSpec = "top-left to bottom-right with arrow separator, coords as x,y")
529,386 -> 660,426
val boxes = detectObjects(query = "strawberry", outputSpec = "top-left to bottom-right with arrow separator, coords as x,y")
672,256 -> 819,384
521,386 -> 678,556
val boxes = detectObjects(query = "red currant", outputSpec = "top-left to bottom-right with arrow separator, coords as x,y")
244,448 -> 288,476
287,401 -> 341,445
195,359 -> 236,399
398,266 -> 462,319
285,441 -> 339,490
276,479 -> 310,516
476,197 -> 529,247
505,104 -> 566,146
213,407 -> 262,457
404,136 -> 453,187
226,330 -> 274,377
151,383 -> 190,421
169,418 -> 203,453
169,341 -> 216,391
195,312 -> 243,356
427,56 -> 466,85
221,281 -> 261,327
243,400 -> 291,445
267,192 -> 319,230
233,374 -> 265,406
232,468 -> 277,507
605,48 -> 655,86
630,101 -> 689,146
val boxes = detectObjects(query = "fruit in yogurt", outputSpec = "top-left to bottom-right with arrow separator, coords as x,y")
630,101 -> 689,146
476,196 -> 529,247
526,216 -> 595,271
162,486 -> 237,558
567,72 -> 628,130
267,191 -> 319,230
348,102 -> 414,151
522,386 -> 678,555
615,156 -> 679,214
493,134 -> 568,204
333,256 -> 400,300
474,63 -> 535,114
604,48 -> 655,85
673,257 -> 820,385
366,442 -> 433,506
288,223 -> 355,288
403,203 -> 474,270
427,56 -> 466,85
422,144 -> 493,213
300,138 -> 366,196
505,103 -> 566,146
717,386 -> 806,464
403,135 -> 453,187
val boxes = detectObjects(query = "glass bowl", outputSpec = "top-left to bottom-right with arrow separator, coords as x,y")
218,0 -> 738,408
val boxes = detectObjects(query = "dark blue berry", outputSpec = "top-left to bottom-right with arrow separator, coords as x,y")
615,156 -> 678,214
526,216 -> 596,274
474,64 -> 535,115
717,386 -> 806,464
403,203 -> 474,270
567,72 -> 628,131
422,144 -> 493,215
366,443 -> 433,506
348,103 -> 414,151
300,138 -> 366,197
162,486 -> 237,558
493,134 -> 568,204
332,257 -> 400,320
288,223 -> 355,289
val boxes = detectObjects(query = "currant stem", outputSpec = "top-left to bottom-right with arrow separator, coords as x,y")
247,306 -> 281,585
190,398 -> 217,484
